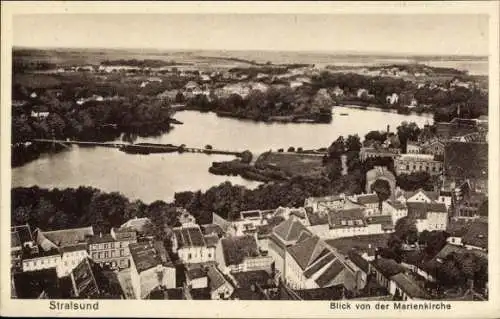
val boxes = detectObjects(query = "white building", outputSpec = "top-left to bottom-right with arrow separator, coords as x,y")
129,241 -> 176,299
406,202 -> 448,232
172,225 -> 215,264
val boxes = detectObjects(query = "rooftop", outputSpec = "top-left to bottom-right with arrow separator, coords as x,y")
294,285 -> 344,300
273,217 -> 312,243
173,226 -> 206,248
129,241 -> 171,273
406,202 -> 447,219
201,224 -> 225,237
207,265 -> 230,291
232,270 -> 275,289
325,234 -> 390,257
390,272 -> 430,299
354,194 -> 379,205
120,217 -> 152,234
39,226 -> 94,247
370,258 -> 406,278
462,220 -> 488,249
72,258 -> 100,298
315,259 -> 346,288
444,141 -> 488,180
328,208 -> 366,228
221,235 -> 260,266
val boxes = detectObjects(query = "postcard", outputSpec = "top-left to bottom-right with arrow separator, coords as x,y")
1,1 -> 499,318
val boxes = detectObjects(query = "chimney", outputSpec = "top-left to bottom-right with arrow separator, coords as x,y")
387,125 -> 390,134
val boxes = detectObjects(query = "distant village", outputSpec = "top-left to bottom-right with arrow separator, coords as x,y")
11,112 -> 488,301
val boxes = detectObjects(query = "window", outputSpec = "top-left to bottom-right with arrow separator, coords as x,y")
104,244 -> 108,249
188,253 -> 192,260
104,251 -> 109,258
120,249 -> 125,257
208,253 -> 212,258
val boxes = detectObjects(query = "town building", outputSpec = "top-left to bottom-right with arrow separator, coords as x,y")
11,224 -> 38,271
348,193 -> 380,216
87,227 -> 137,269
120,216 -> 153,240
172,225 -> 215,264
22,226 -> 93,277
129,241 -> 176,299
394,154 -> 443,176
217,235 -> 273,274
268,217 -> 313,279
381,200 -> 408,225
207,265 -> 235,300
185,264 -> 208,289
406,141 -> 422,154
359,147 -> 400,162
304,194 -> 347,214
406,202 -> 448,232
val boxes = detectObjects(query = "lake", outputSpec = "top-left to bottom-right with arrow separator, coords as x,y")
11,109 -> 433,203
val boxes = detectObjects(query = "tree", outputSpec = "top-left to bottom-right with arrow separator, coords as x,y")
371,179 -> 391,211
397,121 -> 421,153
240,150 -> 253,164
345,134 -> 362,153
394,216 -> 418,244
205,144 -> 213,150
287,147 -> 295,152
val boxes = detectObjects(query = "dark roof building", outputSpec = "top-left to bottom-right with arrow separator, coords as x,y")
406,202 -> 447,219
462,219 -> 488,250
220,235 -> 260,266
129,241 -> 173,273
444,141 -> 488,180
173,226 -> 207,249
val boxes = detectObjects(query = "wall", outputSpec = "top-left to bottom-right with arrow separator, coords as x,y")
178,246 -> 214,264
22,255 -> 60,274
58,250 -> 88,277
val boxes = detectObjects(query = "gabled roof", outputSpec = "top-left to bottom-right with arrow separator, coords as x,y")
287,235 -> 332,271
366,215 -> 393,230
173,226 -> 206,248
328,208 -> 366,228
444,141 -> 488,179
354,194 -> 380,205
303,252 -> 336,278
120,217 -> 152,233
405,189 -> 439,202
462,220 -> 488,249
221,235 -> 260,266
387,200 -> 407,210
72,258 -> 100,298
201,224 -> 225,237
390,273 -> 430,299
347,251 -> 370,273
39,226 -> 94,248
204,234 -> 219,248
315,259 -> 345,288
207,265 -> 231,291
273,218 -> 311,243
406,202 -> 447,219
129,242 -> 171,273
370,258 -> 405,278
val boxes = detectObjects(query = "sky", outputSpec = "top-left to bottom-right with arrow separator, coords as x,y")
13,14 -> 489,56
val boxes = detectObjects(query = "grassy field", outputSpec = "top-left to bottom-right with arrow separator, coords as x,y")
255,151 -> 325,177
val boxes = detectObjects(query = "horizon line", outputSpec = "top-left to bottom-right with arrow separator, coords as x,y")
12,45 -> 489,59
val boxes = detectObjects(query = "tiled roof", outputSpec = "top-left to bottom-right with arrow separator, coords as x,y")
406,202 -> 447,219
273,218 -> 311,242
72,258 -> 100,298
287,235 -> 323,270
204,234 -> 219,248
355,194 -> 379,205
387,200 -> 407,210
87,233 -> 115,244
120,217 -> 152,233
303,252 -> 336,278
41,226 -> 94,247
221,235 -> 259,266
390,273 -> 430,299
444,142 -> 488,179
11,224 -> 34,245
366,215 -> 393,230
462,220 -> 488,249
405,189 -> 439,202
325,234 -> 390,257
186,265 -> 207,280
173,226 -> 206,248
306,211 -> 330,226
347,251 -> 370,273
232,270 -> 274,289
129,242 -> 167,273
315,259 -> 345,288
370,258 -> 405,278
328,208 -> 366,228
201,224 -> 225,237
207,265 -> 229,291
60,243 -> 88,253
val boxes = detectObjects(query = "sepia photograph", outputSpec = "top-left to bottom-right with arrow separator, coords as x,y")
1,1 -> 499,318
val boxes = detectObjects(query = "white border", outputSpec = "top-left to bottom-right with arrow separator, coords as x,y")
1,1 -> 499,318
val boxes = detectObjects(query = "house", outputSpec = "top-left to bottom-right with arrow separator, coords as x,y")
406,140 -> 422,154
421,139 -> 445,158
461,219 -> 488,251
185,264 -> 208,289
11,224 -> 38,271
404,189 -> 440,204
177,209 -> 197,226
454,190 -> 487,219
129,241 -> 176,299
370,257 -> 406,293
359,147 -> 400,162
389,272 -> 431,300
381,200 -> 408,225
120,217 -> 153,239
268,217 -> 313,279
406,202 -> 448,232
200,74 -> 211,82
232,270 -> 278,300
217,235 -> 273,274
172,225 -> 215,264
407,98 -> 418,108
207,265 -> 234,300
444,141 -> 488,194
386,93 -> 399,105
251,82 -> 269,93
27,226 -> 93,277
304,194 -> 347,214
332,86 -> 344,97
348,193 -> 380,216
357,88 -> 369,99
224,209 -> 275,237
70,258 -> 101,298
394,154 -> 443,176
284,235 -> 366,291
87,228 -> 137,269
